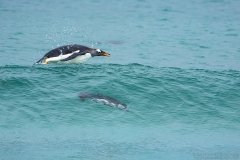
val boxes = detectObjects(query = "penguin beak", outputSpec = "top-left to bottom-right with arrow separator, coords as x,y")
101,51 -> 110,57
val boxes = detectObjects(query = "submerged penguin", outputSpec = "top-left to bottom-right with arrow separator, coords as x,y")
34,44 -> 110,64
79,92 -> 127,110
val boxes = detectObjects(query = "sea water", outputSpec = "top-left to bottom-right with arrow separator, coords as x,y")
0,0 -> 240,159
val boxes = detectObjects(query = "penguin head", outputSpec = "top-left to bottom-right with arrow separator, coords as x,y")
91,49 -> 110,57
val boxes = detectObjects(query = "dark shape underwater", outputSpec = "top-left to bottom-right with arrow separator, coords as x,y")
79,92 -> 127,110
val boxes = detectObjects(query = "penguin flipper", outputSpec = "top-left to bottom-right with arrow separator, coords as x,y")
60,52 -> 87,61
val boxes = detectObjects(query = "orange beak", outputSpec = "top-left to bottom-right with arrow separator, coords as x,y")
101,52 -> 110,57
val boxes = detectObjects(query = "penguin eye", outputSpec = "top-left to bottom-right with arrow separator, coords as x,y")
96,49 -> 101,53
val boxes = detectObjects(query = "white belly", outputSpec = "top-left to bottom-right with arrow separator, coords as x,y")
46,53 -> 92,64
46,53 -> 73,63
62,53 -> 92,64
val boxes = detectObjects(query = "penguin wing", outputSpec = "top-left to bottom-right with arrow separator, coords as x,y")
60,52 -> 87,61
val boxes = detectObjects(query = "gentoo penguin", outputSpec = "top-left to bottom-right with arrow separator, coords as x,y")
34,44 -> 110,64
79,92 -> 127,110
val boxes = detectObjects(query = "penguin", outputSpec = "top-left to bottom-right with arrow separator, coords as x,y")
34,44 -> 110,64
79,92 -> 127,110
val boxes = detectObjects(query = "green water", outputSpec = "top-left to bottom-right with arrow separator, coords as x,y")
1,64 -> 240,159
1,0 -> 240,159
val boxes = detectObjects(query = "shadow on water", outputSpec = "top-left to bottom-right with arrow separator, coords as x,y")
92,40 -> 124,45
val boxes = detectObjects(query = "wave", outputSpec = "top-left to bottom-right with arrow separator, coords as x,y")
0,63 -> 240,129
1,63 -> 240,72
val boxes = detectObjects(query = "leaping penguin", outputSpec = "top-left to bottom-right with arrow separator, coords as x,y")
34,44 -> 110,64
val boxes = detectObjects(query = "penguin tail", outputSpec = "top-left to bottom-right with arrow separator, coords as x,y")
33,57 -> 47,65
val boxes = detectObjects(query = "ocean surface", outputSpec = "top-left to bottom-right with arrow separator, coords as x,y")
1,0 -> 240,159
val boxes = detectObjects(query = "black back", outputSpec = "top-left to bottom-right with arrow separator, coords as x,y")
43,44 -> 92,58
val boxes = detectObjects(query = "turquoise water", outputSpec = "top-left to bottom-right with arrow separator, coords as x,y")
1,0 -> 240,159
